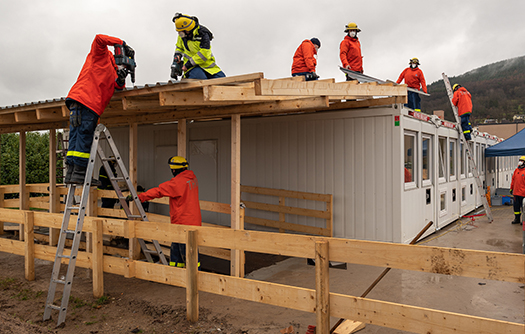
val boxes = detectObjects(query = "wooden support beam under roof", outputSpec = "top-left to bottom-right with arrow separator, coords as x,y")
15,111 -> 38,123
36,106 -> 67,120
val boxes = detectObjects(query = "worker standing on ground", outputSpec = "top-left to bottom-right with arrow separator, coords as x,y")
291,38 -> 321,81
135,156 -> 202,267
340,22 -> 363,80
171,13 -> 226,80
396,58 -> 427,111
452,84 -> 473,140
98,160 -> 119,209
65,34 -> 134,185
510,156 -> 525,224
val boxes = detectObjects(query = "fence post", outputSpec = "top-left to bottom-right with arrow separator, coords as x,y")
92,219 -> 104,298
0,188 -> 4,235
186,229 -> 199,322
24,211 -> 35,281
315,240 -> 330,333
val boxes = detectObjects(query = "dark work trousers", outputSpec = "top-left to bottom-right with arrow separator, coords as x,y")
406,91 -> 421,111
66,103 -> 99,168
460,113 -> 472,140
170,242 -> 200,268
513,195 -> 524,222
292,72 -> 318,81
185,66 -> 226,79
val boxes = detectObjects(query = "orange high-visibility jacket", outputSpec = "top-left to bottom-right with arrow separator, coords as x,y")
511,167 -> 525,197
452,87 -> 472,116
339,35 -> 363,73
396,67 -> 427,93
139,170 -> 202,226
291,39 -> 317,74
67,34 -> 124,116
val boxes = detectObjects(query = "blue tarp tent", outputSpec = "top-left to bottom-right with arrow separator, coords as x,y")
485,128 -> 525,157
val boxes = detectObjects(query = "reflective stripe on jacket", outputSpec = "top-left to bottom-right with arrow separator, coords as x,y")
396,67 -> 427,93
67,34 -> 124,116
339,35 -> 363,73
452,87 -> 472,116
291,39 -> 317,74
138,170 -> 202,226
176,25 -> 222,76
511,167 -> 525,197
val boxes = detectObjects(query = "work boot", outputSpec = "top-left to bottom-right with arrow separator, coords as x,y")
70,165 -> 102,187
511,215 -> 521,224
64,163 -> 74,184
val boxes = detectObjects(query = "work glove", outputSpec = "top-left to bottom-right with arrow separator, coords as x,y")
510,189 -> 513,195
69,108 -> 81,127
122,42 -> 135,58
116,68 -> 127,87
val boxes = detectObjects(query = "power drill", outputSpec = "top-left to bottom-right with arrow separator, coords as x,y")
114,44 -> 137,83
170,56 -> 183,80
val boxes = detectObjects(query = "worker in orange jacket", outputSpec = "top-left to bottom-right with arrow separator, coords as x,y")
65,34 -> 134,185
291,38 -> 320,81
452,84 -> 473,140
510,156 -> 525,224
396,58 -> 427,111
339,22 -> 363,80
137,156 -> 202,267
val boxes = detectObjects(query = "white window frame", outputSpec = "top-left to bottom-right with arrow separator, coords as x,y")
439,189 -> 447,217
404,131 -> 417,190
449,139 -> 457,181
422,134 -> 432,187
438,136 -> 447,183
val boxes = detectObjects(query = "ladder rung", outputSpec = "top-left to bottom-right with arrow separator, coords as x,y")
127,215 -> 142,219
102,157 -> 116,161
52,279 -> 66,285
47,304 -> 62,311
58,254 -> 71,259
110,177 -> 125,181
66,206 -> 80,210
143,249 -> 158,254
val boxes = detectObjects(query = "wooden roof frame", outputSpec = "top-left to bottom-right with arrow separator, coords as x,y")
0,72 -> 407,134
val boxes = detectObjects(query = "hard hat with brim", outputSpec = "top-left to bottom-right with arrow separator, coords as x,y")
168,156 -> 189,169
344,22 -> 361,32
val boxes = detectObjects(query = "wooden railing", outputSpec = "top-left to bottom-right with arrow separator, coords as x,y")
241,185 -> 333,237
0,207 -> 523,333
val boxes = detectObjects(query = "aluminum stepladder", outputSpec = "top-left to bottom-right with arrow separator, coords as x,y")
44,124 -> 167,326
442,73 -> 493,223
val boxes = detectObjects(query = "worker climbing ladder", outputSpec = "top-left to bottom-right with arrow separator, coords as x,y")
442,73 -> 493,223
43,124 -> 167,326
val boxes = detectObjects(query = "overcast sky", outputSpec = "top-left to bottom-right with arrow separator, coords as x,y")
1,0 -> 524,107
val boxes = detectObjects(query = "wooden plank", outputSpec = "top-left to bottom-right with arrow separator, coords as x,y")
333,320 -> 365,334
0,120 -> 69,135
178,119 -> 187,158
92,219 -> 104,298
19,132 -> 26,241
36,107 -> 65,120
315,241 -> 329,333
241,185 -> 332,202
15,111 -> 37,123
199,200 -> 230,214
0,184 -> 23,193
186,230 -> 199,322
0,114 -> 16,125
122,96 -> 161,110
243,200 -> 330,219
230,114 -> 243,277
203,85 -> 307,102
327,96 -> 406,110
255,79 -> 407,97
160,90 -> 230,106
0,188 -> 4,235
244,216 -> 330,236
24,211 -> 35,281
129,122 -> 141,260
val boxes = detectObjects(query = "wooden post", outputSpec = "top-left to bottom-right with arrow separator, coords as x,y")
230,114 -> 244,277
315,240 -> 330,334
24,211 -> 35,281
177,119 -> 187,158
327,195 -> 333,237
128,123 -> 141,260
92,219 -> 104,298
19,131 -> 27,241
49,129 -> 60,245
86,187 -> 97,254
0,188 -> 4,235
186,229 -> 198,322
279,196 -> 285,233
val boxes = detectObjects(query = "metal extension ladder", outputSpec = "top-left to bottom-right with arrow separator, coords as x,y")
442,73 -> 493,223
44,124 -> 167,326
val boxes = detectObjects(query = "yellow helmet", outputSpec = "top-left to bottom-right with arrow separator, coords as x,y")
344,22 -> 361,33
168,156 -> 189,170
520,156 -> 525,161
410,57 -> 420,65
173,13 -> 196,32
452,84 -> 461,91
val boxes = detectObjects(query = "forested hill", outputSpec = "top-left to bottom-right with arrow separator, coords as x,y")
421,55 -> 525,124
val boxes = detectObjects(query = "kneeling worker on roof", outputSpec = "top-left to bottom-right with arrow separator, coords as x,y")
171,13 -> 226,80
396,58 -> 427,111
452,83 -> 473,140
291,38 -> 321,81
134,157 -> 202,267
65,34 -> 134,185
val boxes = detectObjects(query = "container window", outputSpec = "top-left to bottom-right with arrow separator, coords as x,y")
404,133 -> 417,188
438,137 -> 446,181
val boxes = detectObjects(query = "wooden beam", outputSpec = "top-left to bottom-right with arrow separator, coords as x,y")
129,123 -> 140,260
92,219 -> 104,298
122,96 -> 160,110
19,132 -> 27,241
48,129 -> 60,246
0,114 -> 16,125
36,107 -> 65,121
0,188 -> 4,235
15,111 -> 37,123
327,96 -> 407,111
255,79 -> 407,97
160,90 -> 230,106
177,119 -> 187,158
24,211 -> 35,281
315,240 -> 329,333
0,120 -> 69,135
186,229 -> 199,322
203,85 -> 306,102
230,114 -> 244,277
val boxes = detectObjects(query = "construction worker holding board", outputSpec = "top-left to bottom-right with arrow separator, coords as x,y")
340,22 -> 363,80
